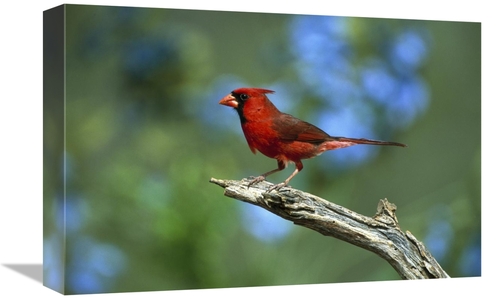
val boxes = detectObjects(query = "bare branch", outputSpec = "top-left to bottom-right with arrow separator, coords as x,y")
210,177 -> 449,279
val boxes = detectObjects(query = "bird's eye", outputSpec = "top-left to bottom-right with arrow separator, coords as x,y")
240,94 -> 249,101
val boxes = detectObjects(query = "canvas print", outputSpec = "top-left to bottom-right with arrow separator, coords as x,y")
43,4 -> 481,295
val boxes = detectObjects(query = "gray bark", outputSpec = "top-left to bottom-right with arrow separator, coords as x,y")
210,177 -> 449,279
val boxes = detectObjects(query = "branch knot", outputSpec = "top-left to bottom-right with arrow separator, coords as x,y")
373,198 -> 400,228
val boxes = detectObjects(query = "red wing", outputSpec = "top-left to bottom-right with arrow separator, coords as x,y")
272,113 -> 331,144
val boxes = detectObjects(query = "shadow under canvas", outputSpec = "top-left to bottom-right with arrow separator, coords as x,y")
3,264 -> 43,284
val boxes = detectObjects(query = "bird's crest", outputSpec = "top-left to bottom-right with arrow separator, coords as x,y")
232,87 -> 275,96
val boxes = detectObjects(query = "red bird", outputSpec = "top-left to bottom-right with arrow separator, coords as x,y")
219,87 -> 407,191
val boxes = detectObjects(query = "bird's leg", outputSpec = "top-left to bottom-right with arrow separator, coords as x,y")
247,160 -> 286,187
267,161 -> 303,192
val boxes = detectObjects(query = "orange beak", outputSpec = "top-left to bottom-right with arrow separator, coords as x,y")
219,94 -> 238,108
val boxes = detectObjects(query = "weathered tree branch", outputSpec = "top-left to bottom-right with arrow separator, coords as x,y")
210,177 -> 449,279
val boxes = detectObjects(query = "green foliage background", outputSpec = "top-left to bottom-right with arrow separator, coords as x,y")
43,4 -> 480,294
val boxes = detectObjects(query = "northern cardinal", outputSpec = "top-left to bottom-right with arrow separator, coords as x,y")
219,87 -> 406,191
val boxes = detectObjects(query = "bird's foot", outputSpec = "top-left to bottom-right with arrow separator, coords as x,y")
267,182 -> 288,192
247,175 -> 266,188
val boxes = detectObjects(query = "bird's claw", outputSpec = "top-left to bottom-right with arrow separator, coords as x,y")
267,182 -> 288,192
246,176 -> 288,192
247,175 -> 266,188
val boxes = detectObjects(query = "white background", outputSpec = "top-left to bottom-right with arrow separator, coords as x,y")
0,0 -> 496,298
